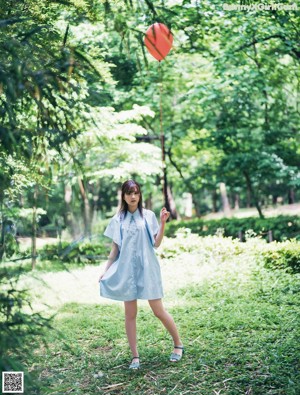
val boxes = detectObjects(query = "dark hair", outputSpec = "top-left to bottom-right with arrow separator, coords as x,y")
119,180 -> 143,218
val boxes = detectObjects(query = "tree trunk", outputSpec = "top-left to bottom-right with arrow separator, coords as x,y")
192,195 -> 201,217
31,185 -> 37,270
145,195 -> 153,210
0,201 -> 5,261
167,185 -> 179,220
246,185 -> 251,208
64,182 -> 77,238
161,160 -> 178,219
288,188 -> 295,204
90,181 -> 100,232
78,177 -> 91,238
184,192 -> 193,218
162,155 -> 171,215
212,190 -> 218,213
219,182 -> 232,217
234,194 -> 240,210
243,171 -> 264,218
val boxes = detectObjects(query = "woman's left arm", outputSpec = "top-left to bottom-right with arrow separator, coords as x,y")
154,207 -> 170,248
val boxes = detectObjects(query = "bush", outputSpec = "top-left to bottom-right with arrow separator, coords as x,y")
160,228 -> 244,259
165,215 -> 300,242
0,267 -> 52,391
260,240 -> 300,273
38,238 -> 108,263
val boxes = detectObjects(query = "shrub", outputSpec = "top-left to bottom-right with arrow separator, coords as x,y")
165,215 -> 300,242
0,267 -> 52,391
160,229 -> 245,262
38,238 -> 108,263
260,240 -> 300,273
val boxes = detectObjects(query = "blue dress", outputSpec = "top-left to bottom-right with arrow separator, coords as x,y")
100,208 -> 164,301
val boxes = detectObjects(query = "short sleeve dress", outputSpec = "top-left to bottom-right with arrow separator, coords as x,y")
100,208 -> 164,301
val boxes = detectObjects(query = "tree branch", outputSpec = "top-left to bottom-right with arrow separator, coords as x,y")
234,34 -> 300,60
167,147 -> 185,180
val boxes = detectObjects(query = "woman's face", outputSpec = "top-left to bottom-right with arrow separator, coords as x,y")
123,187 -> 140,211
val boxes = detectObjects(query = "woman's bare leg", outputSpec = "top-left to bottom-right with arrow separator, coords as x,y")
124,300 -> 139,362
148,299 -> 183,358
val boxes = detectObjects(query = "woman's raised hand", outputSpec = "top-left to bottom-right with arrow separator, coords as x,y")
160,207 -> 170,224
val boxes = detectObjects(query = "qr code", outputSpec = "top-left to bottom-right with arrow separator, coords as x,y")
2,372 -> 24,393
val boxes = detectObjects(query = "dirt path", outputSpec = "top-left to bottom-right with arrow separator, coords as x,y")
20,252 -> 203,314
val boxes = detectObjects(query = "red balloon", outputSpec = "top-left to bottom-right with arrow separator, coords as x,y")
144,23 -> 173,61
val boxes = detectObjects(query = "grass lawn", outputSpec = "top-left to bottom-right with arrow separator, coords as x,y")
19,236 -> 300,394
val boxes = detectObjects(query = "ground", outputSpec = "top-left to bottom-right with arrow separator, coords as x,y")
16,235 -> 300,395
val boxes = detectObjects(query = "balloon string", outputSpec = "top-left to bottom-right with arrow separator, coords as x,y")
159,61 -> 166,204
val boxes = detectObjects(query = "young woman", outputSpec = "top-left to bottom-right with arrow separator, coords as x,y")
99,180 -> 183,369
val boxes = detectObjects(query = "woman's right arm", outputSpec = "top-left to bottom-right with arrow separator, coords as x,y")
98,242 -> 119,282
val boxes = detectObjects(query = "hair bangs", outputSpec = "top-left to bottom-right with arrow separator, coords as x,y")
124,181 -> 140,195
119,179 -> 143,217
